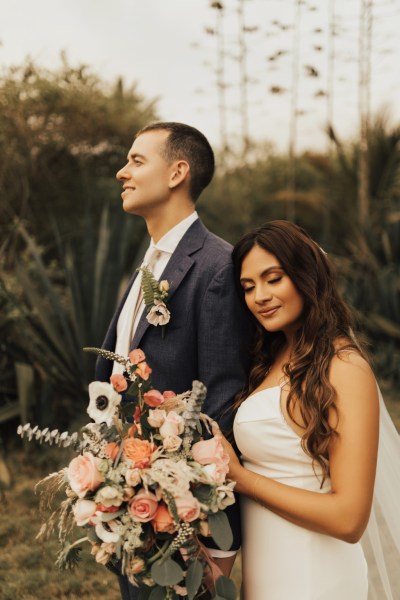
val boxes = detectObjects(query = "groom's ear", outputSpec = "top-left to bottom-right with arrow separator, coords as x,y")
169,160 -> 190,190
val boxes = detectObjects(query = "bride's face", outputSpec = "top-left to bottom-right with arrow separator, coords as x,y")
240,244 -> 304,335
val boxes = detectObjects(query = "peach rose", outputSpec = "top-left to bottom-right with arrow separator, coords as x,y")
110,374 -> 128,392
128,488 -> 158,522
143,390 -> 164,408
151,503 -> 176,533
73,499 -> 97,526
135,361 -> 152,381
129,348 -> 146,365
162,435 -> 183,452
105,442 -> 120,461
175,494 -> 201,522
67,453 -> 105,498
147,409 -> 166,428
191,436 -> 229,467
162,390 -> 176,400
203,462 -> 229,485
159,412 -> 184,438
122,438 -> 155,468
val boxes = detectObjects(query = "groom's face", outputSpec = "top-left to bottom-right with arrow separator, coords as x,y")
116,130 -> 173,216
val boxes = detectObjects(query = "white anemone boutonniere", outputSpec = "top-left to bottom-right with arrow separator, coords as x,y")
138,266 -> 171,337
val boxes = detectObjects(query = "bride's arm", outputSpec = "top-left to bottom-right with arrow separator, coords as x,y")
217,353 -> 379,544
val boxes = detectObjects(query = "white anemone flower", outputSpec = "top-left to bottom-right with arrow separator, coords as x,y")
87,382 -> 122,426
95,522 -> 120,544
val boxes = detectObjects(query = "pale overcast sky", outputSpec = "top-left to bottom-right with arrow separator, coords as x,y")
1,0 -> 399,153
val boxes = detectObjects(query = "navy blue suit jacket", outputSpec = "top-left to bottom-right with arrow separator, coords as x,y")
95,218 -> 252,550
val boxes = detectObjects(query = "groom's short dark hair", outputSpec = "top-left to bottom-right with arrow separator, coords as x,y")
135,122 -> 215,201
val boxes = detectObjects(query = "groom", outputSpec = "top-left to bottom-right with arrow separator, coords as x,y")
95,122 -> 251,599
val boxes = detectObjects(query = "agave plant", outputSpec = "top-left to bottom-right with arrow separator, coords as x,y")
0,202 -> 146,422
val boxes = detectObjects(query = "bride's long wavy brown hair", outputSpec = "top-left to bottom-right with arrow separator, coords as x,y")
233,220 -> 367,484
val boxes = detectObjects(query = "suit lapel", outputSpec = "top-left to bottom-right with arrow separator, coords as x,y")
130,219 -> 207,349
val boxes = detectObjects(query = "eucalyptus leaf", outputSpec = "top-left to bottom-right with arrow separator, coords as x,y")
208,511 -> 233,551
85,527 -> 101,544
148,585 -> 167,600
100,509 -> 125,522
151,558 -> 184,586
215,575 -> 237,600
186,559 -> 203,600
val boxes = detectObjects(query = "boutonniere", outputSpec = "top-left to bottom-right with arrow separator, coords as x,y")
138,265 -> 171,337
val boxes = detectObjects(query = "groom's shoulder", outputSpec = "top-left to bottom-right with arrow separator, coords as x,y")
197,222 -> 233,263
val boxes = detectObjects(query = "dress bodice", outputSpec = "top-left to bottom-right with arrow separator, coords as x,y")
233,384 -> 330,492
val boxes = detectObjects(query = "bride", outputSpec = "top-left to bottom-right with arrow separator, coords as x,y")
213,220 -> 399,599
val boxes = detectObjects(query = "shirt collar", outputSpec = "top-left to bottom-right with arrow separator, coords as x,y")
150,211 -> 198,255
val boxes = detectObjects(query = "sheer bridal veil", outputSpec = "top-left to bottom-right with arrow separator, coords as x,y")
361,386 -> 400,599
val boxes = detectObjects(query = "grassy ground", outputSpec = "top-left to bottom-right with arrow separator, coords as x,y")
1,385 -> 398,600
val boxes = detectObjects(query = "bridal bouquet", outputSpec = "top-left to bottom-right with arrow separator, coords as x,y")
18,347 -> 237,600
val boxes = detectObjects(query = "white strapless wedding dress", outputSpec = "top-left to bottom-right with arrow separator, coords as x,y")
233,383 -> 368,600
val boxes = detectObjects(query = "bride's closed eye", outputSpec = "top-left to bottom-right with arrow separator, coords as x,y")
267,277 -> 282,284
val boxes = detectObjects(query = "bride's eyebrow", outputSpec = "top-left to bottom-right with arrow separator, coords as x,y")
240,266 -> 283,284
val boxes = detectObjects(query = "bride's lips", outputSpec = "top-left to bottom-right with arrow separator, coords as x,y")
258,306 -> 280,318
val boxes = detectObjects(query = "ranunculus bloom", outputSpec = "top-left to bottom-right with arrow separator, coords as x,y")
159,411 -> 184,438
151,503 -> 176,533
147,409 -> 166,428
146,300 -> 170,327
67,453 -> 105,498
130,557 -> 146,574
162,435 -> 183,452
95,485 -> 124,507
202,462 -> 229,485
191,436 -> 229,467
110,374 -> 128,393
105,442 -> 120,461
135,361 -> 152,381
129,348 -> 146,365
87,381 -> 122,427
73,499 -> 97,526
143,390 -> 164,408
216,482 -> 236,510
127,424 -> 137,437
175,494 -> 201,522
128,488 -> 158,522
159,280 -> 170,293
122,438 -> 155,468
125,468 -> 141,487
96,504 -> 120,513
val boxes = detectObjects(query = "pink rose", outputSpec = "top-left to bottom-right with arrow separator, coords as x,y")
67,453 -> 105,498
159,412 -> 184,438
147,409 -> 167,428
129,349 -> 146,365
73,499 -> 97,526
128,488 -> 158,522
191,436 -> 229,467
175,494 -> 201,522
203,462 -> 229,485
135,361 -> 152,381
110,374 -> 128,392
143,390 -> 164,408
162,435 -> 183,452
151,503 -> 176,533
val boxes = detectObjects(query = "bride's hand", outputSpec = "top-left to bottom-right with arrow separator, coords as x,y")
211,421 -> 242,479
